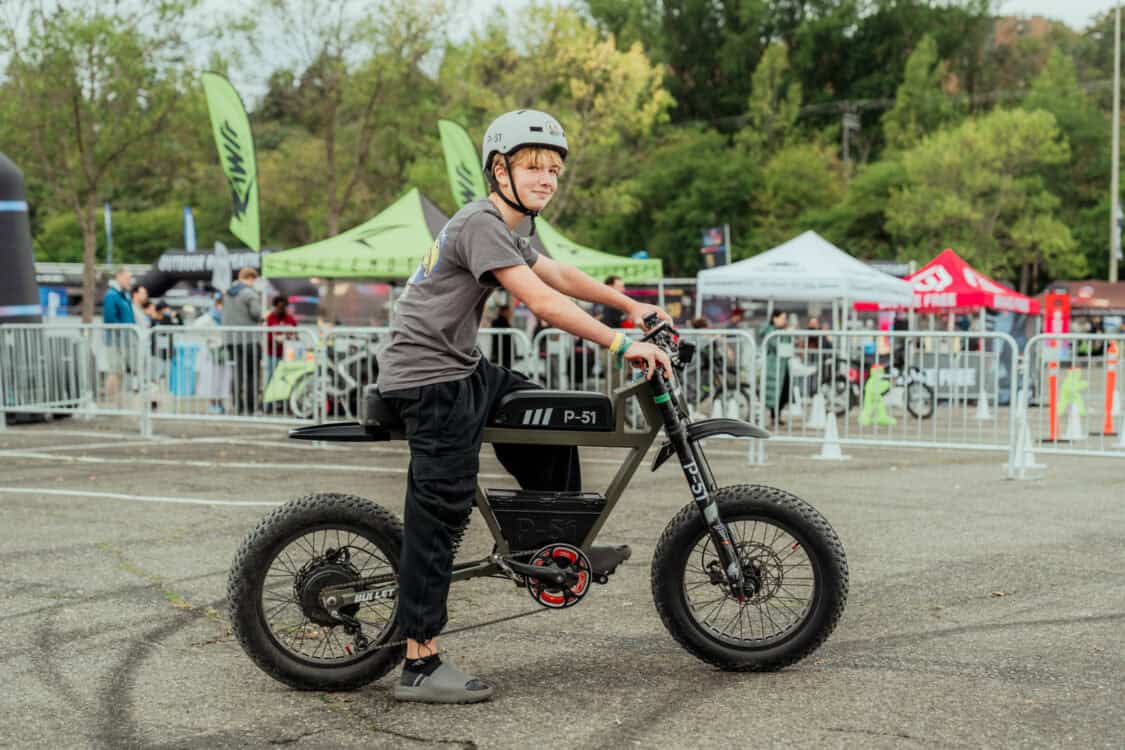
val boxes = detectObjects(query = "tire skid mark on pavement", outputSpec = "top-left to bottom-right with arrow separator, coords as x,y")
95,595 -> 229,749
831,611 -> 1125,655
0,569 -> 229,626
34,611 -> 97,722
818,652 -> 1096,688
473,651 -> 709,750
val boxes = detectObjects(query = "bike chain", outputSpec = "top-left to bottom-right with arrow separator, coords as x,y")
342,548 -> 555,656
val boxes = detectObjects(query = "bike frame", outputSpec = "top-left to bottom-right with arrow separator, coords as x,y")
294,327 -> 769,612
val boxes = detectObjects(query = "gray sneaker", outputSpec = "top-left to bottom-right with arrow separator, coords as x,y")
393,658 -> 494,704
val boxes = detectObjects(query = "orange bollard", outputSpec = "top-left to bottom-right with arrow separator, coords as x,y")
1047,358 -> 1059,442
1104,341 -> 1119,436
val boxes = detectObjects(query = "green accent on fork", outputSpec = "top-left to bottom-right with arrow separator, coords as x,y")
654,393 -> 671,405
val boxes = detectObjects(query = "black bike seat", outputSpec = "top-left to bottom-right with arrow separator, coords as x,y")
363,385 -> 407,438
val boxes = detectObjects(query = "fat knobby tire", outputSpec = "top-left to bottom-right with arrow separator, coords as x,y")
651,484 -> 848,671
227,492 -> 405,690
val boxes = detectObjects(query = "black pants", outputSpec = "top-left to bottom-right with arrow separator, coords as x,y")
226,342 -> 261,415
381,358 -> 581,642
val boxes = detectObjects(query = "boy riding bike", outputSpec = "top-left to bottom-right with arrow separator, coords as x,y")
377,109 -> 672,703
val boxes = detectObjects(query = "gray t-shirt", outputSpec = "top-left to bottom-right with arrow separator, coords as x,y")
377,199 -> 539,392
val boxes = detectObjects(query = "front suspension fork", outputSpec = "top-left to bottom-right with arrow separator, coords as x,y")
650,375 -> 747,593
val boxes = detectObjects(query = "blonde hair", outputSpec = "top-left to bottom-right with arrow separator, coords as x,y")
491,147 -> 565,184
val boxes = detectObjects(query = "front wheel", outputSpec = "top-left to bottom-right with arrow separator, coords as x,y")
227,493 -> 405,690
651,485 -> 848,671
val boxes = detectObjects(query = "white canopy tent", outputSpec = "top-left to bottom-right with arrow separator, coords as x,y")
695,231 -> 914,323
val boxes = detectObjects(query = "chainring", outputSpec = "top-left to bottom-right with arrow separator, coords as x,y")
525,543 -> 592,609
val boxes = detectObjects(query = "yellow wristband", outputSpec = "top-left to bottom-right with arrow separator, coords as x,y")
609,332 -> 626,354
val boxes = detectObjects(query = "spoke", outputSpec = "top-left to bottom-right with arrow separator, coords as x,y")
721,607 -> 741,636
263,600 -> 295,622
684,580 -> 715,592
273,552 -> 299,576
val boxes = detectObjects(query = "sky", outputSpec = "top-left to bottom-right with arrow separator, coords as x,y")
1000,0 -> 1120,29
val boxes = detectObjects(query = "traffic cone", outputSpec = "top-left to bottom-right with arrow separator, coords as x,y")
710,397 -> 724,419
974,378 -> 992,421
812,413 -> 849,461
789,384 -> 805,421
1008,389 -> 1046,479
1099,341 -> 1120,436
807,392 -> 827,429
1062,402 -> 1086,442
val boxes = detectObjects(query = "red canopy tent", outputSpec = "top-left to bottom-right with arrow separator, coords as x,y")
856,249 -> 1040,314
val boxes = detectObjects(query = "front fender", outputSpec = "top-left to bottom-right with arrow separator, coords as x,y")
651,418 -> 770,472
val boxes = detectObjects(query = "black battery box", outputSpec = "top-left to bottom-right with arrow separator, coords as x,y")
486,489 -> 607,551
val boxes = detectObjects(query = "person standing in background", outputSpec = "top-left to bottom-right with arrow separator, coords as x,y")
222,267 -> 264,415
131,285 -> 149,328
265,296 -> 298,382
101,267 -> 135,400
599,276 -> 628,328
489,303 -> 515,370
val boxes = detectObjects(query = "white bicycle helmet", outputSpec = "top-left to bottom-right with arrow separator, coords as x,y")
481,110 -> 568,232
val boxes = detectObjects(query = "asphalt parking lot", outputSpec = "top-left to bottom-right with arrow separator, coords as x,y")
1,417 -> 1122,749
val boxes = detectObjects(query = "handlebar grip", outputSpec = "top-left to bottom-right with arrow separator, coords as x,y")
643,312 -> 661,329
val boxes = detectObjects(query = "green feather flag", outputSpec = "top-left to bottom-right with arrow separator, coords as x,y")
438,119 -> 487,209
202,72 -> 261,251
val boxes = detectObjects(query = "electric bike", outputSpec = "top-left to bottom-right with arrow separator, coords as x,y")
227,317 -> 849,690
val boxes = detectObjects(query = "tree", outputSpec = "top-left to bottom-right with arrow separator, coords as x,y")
581,126 -> 751,274
882,34 -> 960,152
0,1 -> 198,321
750,143 -> 846,254
585,0 -> 768,123
737,42 -> 802,155
238,0 -> 450,237
1023,48 -> 1112,281
805,158 -> 907,259
440,7 -> 672,233
886,108 -> 1084,288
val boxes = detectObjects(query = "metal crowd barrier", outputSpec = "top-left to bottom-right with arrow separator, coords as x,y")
147,324 -> 320,424
756,329 -> 1020,469
6,319 -> 1125,482
528,327 -> 757,429
0,322 -> 147,433
1014,333 -> 1125,470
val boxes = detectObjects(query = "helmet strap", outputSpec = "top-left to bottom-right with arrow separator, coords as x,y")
494,153 -> 538,236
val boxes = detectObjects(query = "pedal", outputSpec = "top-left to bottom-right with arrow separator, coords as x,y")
588,544 -> 631,581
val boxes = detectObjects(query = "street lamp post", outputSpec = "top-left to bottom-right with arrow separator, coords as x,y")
1112,3 -> 1121,283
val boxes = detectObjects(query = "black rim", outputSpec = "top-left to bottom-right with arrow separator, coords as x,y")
256,524 -> 397,666
681,515 -> 818,648
907,383 -> 933,417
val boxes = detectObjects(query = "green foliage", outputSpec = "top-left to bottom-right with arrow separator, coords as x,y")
738,42 -> 802,154
882,35 -> 961,152
750,143 -> 846,254
33,204 -> 224,263
886,108 -> 1083,282
577,126 -> 750,275
2,0 -> 1121,294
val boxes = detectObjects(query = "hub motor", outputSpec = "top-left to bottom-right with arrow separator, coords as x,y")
294,553 -> 361,626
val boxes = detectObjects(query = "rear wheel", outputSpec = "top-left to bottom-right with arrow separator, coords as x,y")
651,485 -> 848,671
288,374 -> 315,418
227,493 -> 404,690
905,379 -> 935,420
